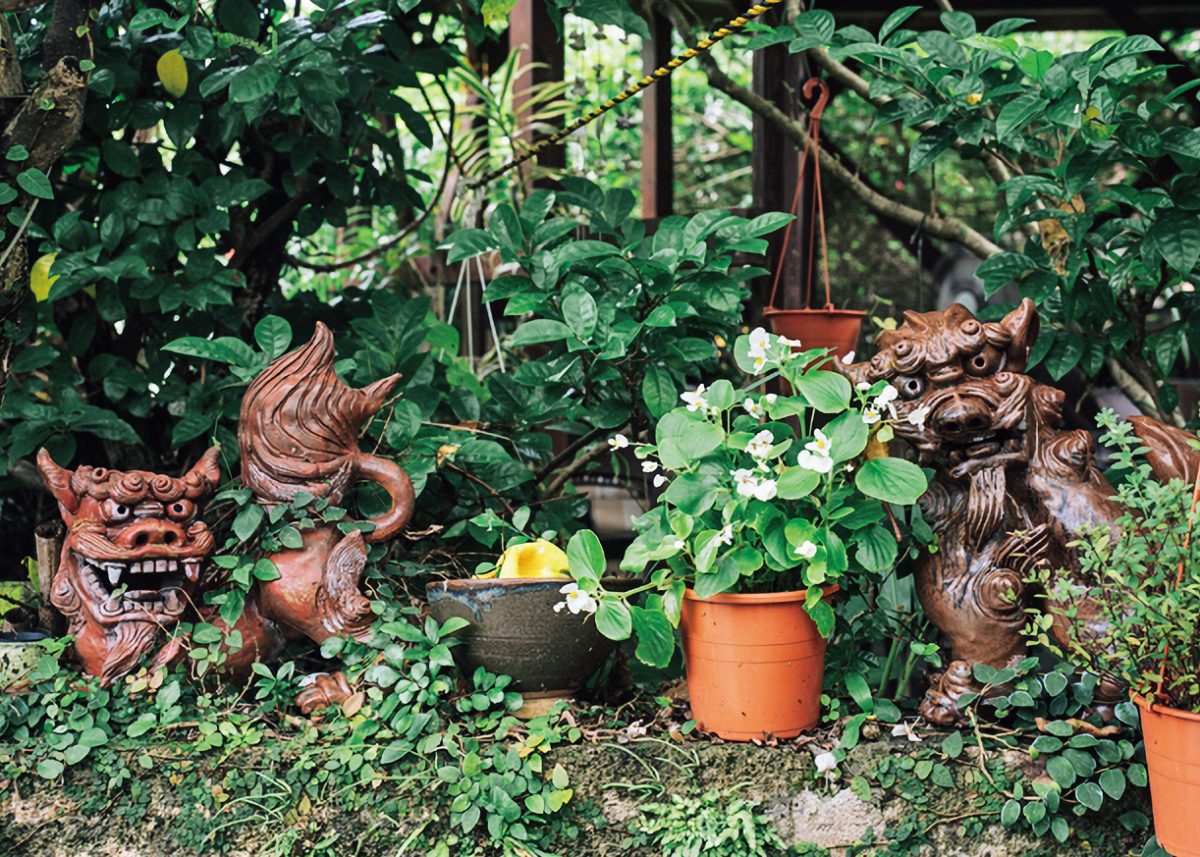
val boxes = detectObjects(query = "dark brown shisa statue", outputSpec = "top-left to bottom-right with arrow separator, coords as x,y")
842,298 -> 1195,725
38,323 -> 415,712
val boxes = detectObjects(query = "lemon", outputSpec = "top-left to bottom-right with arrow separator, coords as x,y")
486,539 -> 570,579
157,49 -> 188,98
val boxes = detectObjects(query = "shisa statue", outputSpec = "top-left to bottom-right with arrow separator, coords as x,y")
841,298 -> 1195,725
38,323 -> 415,712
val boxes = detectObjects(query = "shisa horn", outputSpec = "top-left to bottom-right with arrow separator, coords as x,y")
239,322 -> 415,543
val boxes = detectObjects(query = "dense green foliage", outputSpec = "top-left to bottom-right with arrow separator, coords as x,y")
1036,411 -> 1200,711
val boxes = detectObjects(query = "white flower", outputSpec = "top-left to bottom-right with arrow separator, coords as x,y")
670,539 -> 686,550
805,429 -> 832,457
764,393 -> 778,405
641,460 -> 659,473
681,384 -> 709,412
814,751 -> 838,774
746,429 -> 775,460
875,385 -> 899,407
794,540 -> 817,559
752,354 -> 769,374
742,398 -> 764,419
841,351 -> 856,364
796,450 -> 834,474
781,336 -> 803,348
653,473 -> 669,488
608,433 -> 630,450
753,479 -> 778,502
717,525 -> 734,545
733,468 -> 758,498
861,407 -> 881,425
891,723 -> 923,743
855,381 -> 871,391
553,583 -> 597,615
906,404 -> 932,431
748,326 -> 771,354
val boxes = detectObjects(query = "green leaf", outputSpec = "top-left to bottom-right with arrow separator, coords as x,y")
1000,798 -> 1020,826
163,336 -> 256,366
630,605 -> 674,668
910,125 -> 957,174
777,466 -> 821,500
940,11 -> 976,38
1099,768 -> 1126,801
844,671 -> 874,713
879,6 -> 921,41
854,458 -> 928,505
232,503 -> 264,542
825,410 -> 869,462
795,371 -> 851,413
1045,755 -> 1077,789
36,759 -> 64,779
567,530 -> 605,583
16,168 -> 53,200
595,599 -> 632,641
642,365 -> 677,419
511,319 -> 573,347
561,283 -> 598,341
229,62 -> 279,102
1075,781 -> 1104,811
995,93 -> 1048,142
854,525 -> 898,572
1146,210 -> 1200,274
694,560 -> 739,599
254,316 -> 292,358
663,472 -> 718,516
446,228 -> 496,263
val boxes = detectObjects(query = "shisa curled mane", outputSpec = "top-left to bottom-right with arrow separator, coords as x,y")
238,323 -> 401,504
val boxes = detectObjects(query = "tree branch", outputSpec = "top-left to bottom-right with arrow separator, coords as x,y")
686,42 -> 1003,258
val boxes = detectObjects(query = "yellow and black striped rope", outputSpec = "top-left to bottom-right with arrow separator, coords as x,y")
468,0 -> 785,189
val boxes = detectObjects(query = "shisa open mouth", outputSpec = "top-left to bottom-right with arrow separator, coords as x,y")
73,551 -> 202,618
942,428 -> 1023,466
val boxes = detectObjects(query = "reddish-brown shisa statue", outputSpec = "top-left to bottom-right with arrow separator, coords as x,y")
38,323 -> 415,712
842,298 -> 1194,725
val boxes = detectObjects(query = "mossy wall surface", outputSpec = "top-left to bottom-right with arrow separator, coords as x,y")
0,733 -> 1148,856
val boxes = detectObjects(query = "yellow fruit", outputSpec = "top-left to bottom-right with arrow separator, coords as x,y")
157,49 -> 188,98
30,253 -> 57,301
966,92 -> 983,106
865,436 -> 890,461
491,539 -> 570,579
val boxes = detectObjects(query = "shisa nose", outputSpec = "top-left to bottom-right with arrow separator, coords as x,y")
113,518 -> 188,549
932,396 -> 992,438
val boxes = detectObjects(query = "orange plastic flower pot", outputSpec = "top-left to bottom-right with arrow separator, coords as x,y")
680,587 -> 835,741
763,308 -> 865,361
1135,694 -> 1200,857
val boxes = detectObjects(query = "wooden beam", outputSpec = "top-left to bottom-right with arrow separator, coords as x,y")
641,12 -> 674,221
751,43 -> 808,315
509,0 -> 565,184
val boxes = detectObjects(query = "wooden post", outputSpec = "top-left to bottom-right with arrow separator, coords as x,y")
34,520 -> 63,634
510,0 -> 565,184
641,11 -> 674,222
751,44 -> 809,317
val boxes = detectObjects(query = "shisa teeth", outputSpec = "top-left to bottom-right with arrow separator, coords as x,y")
90,557 -> 183,587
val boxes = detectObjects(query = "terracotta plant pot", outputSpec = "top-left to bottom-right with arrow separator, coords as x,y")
426,578 -> 631,698
1135,694 -> 1200,857
0,631 -> 48,688
764,307 -> 865,361
680,587 -> 835,741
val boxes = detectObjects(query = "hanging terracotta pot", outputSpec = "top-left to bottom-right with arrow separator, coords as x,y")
680,586 -> 836,741
764,306 -> 865,361
1135,694 -> 1200,857
764,78 -> 864,362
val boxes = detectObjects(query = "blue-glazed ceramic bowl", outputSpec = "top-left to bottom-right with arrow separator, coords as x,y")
0,631 -> 48,687
426,578 -> 633,697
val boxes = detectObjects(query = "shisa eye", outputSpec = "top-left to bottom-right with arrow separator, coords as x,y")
102,499 -> 132,523
966,347 -> 1001,377
166,499 -> 195,521
897,376 -> 926,400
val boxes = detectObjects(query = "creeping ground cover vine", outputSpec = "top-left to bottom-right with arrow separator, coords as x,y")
560,327 -> 933,668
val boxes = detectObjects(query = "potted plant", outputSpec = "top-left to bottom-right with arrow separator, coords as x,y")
1036,411 -> 1200,857
563,328 -> 930,741
426,537 -> 632,708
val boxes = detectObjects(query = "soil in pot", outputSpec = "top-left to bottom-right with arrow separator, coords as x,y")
426,577 -> 632,698
680,588 -> 834,741
1135,694 -> 1200,857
